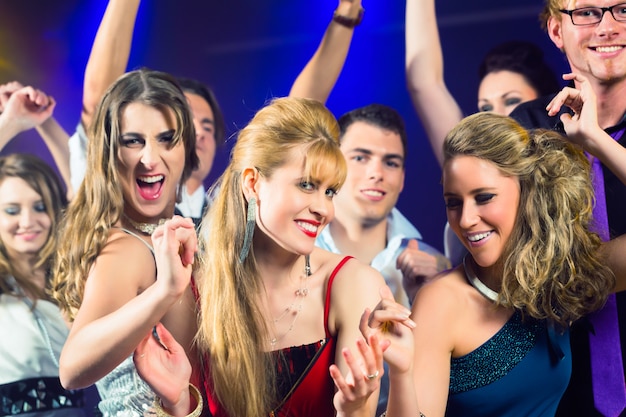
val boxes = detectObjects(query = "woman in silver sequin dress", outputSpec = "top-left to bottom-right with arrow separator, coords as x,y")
50,68 -> 200,417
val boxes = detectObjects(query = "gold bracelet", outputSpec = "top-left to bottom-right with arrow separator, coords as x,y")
152,383 -> 203,417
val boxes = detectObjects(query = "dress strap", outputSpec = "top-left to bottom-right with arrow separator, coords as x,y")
323,256 -> 353,338
116,227 -> 155,255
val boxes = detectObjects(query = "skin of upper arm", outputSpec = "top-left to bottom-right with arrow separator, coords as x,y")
411,274 -> 460,417
329,258 -> 386,412
63,233 -> 156,362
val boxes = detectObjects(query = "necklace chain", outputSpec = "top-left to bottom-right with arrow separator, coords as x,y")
462,254 -> 499,302
123,214 -> 166,235
269,255 -> 311,348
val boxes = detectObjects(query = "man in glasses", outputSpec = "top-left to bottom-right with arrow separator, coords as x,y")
511,1 -> 626,416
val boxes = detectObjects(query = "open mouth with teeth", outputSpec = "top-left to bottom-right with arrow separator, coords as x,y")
593,45 -> 623,53
137,175 -> 164,200
467,231 -> 492,243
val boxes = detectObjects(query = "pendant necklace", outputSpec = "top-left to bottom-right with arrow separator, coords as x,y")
462,254 -> 499,302
269,255 -> 311,348
123,213 -> 166,235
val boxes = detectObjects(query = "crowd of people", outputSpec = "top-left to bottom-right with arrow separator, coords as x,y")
2,0 -> 626,416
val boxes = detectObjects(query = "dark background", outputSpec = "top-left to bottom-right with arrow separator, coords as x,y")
0,0 -> 570,251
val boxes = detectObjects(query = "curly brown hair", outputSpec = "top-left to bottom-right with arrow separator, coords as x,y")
443,112 -> 614,327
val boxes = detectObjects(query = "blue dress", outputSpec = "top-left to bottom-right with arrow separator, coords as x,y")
447,311 -> 571,417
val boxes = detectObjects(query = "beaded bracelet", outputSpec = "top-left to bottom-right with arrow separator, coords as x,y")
332,7 -> 365,28
152,384 -> 203,417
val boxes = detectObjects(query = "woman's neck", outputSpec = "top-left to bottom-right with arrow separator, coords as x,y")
11,255 -> 47,292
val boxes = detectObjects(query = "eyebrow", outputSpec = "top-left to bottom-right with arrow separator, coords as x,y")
348,147 -> 404,161
120,132 -> 144,139
120,129 -> 176,139
444,187 -> 497,197
478,91 -> 523,102
200,117 -> 214,126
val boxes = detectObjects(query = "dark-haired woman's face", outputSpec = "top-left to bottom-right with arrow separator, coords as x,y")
477,70 -> 539,115
0,177 -> 51,258
117,102 -> 185,223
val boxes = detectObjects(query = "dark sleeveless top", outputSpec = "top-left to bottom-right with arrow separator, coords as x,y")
446,311 -> 571,417
196,256 -> 353,417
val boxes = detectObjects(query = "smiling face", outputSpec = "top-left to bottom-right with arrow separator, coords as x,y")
548,0 -> 626,85
0,177 -> 51,259
185,92 -> 217,184
333,121 -> 405,228
443,155 -> 520,269
254,147 -> 338,255
117,102 -> 186,222
477,70 -> 539,115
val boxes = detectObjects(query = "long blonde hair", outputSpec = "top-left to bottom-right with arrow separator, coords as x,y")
443,112 -> 614,327
196,97 -> 346,417
0,154 -> 67,301
51,69 -> 198,320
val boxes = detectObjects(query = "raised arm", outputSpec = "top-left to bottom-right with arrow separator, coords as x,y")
0,82 -> 53,149
405,0 -> 463,166
0,83 -> 72,196
70,0 -> 141,191
35,116 -> 72,198
81,0 -> 141,129
289,0 -> 364,104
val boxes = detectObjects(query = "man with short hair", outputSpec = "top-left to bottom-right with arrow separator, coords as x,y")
316,103 -> 449,308
511,1 -> 626,415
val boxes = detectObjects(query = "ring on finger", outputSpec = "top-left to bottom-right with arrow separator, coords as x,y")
366,370 -> 379,380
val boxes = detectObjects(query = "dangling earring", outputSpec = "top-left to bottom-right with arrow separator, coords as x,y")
239,197 -> 256,263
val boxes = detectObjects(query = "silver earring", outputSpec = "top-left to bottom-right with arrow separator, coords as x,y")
239,197 -> 256,263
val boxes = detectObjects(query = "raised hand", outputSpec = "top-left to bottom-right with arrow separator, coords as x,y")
329,333 -> 385,416
397,239 -> 447,301
0,85 -> 56,133
151,216 -> 198,299
0,81 -> 23,111
336,0 -> 364,17
546,72 -> 605,148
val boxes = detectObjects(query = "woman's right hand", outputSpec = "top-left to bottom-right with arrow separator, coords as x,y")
134,323 -> 194,416
362,286 -> 416,375
151,216 -> 198,298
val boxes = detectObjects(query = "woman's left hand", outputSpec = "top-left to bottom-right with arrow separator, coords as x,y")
151,216 -> 198,299
329,333 -> 385,415
134,323 -> 192,414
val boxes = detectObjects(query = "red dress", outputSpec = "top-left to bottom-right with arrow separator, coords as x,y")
197,256 -> 353,417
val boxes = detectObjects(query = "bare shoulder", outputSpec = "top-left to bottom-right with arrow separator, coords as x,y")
412,265 -> 470,319
72,229 -> 158,328
89,229 -> 156,293
313,248 -> 385,293
314,248 -> 384,340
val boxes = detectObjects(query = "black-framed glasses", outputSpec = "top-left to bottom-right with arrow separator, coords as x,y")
560,3 -> 626,25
